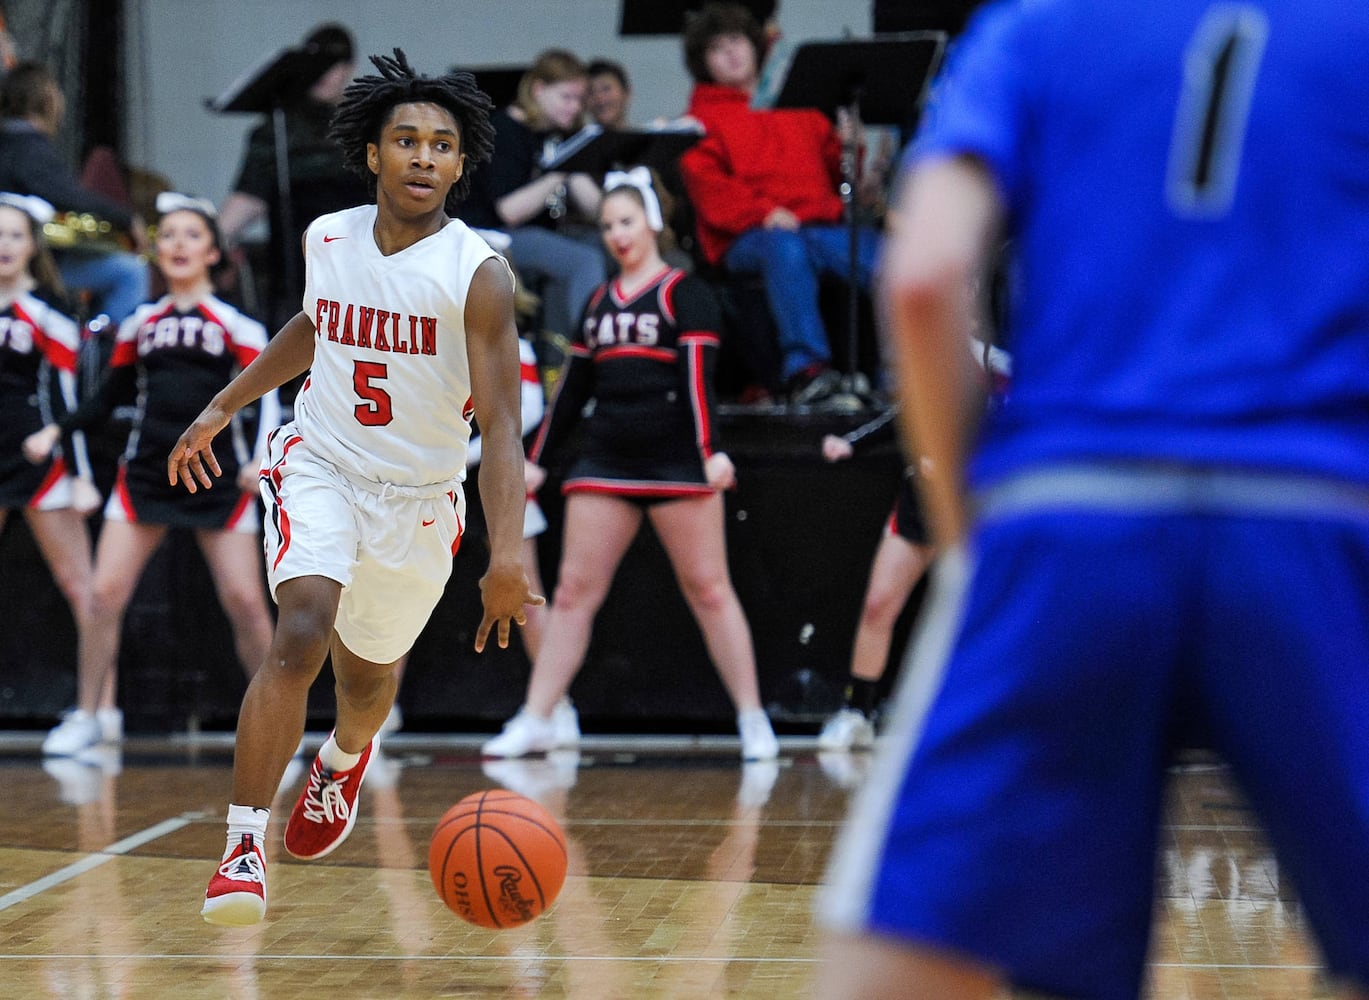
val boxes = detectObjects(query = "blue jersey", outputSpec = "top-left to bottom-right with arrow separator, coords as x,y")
910,0 -> 1369,488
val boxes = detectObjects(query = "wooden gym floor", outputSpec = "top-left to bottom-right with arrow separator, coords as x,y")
0,731 -> 1343,999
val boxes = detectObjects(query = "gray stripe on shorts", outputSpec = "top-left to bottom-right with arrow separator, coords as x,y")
819,545 -> 975,932
976,463 -> 1369,522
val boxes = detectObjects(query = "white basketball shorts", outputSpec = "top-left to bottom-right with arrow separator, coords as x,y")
260,423 -> 466,664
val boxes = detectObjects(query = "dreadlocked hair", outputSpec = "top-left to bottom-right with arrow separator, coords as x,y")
329,48 -> 496,210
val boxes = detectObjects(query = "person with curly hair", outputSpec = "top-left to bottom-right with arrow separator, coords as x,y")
168,49 -> 541,927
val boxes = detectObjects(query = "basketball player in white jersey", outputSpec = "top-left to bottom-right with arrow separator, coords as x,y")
167,50 -> 541,926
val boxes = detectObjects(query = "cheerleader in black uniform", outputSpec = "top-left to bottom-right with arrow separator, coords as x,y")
815,408 -> 935,753
27,194 -> 278,756
815,338 -> 1010,754
0,193 -> 96,676
484,168 -> 778,760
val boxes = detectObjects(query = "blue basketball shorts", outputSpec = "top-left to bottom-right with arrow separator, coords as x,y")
822,464 -> 1369,1000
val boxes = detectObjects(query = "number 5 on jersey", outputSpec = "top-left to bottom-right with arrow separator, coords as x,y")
353,360 -> 393,426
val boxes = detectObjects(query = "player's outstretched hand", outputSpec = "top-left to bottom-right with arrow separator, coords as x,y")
475,561 -> 546,653
167,404 -> 232,493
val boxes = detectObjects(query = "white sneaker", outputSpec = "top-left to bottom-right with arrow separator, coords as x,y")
74,744 -> 122,776
96,707 -> 124,743
737,760 -> 780,808
481,707 -> 558,758
817,708 -> 876,751
379,703 -> 403,737
737,709 -> 779,761
552,697 -> 580,747
43,710 -> 102,757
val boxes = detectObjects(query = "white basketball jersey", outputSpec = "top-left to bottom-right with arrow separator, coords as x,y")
297,205 -> 512,487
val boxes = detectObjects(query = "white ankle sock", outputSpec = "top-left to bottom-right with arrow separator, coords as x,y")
225,803 -> 269,857
318,733 -> 362,772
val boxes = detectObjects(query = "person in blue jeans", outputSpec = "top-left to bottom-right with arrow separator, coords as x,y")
679,2 -> 881,406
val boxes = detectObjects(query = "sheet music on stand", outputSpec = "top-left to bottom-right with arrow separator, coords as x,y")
206,46 -> 336,114
540,124 -> 701,177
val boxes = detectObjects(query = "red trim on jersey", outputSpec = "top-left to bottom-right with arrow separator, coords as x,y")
657,269 -> 686,325
563,478 -> 713,499
609,265 -> 674,310
112,466 -> 137,521
27,455 -> 67,509
110,339 -> 138,367
272,506 -> 293,570
584,285 -> 608,316
680,334 -> 715,459
520,359 -> 539,384
262,431 -> 303,569
595,345 -> 676,363
225,489 -> 257,531
448,490 -> 464,555
14,301 -> 78,372
199,299 -> 261,369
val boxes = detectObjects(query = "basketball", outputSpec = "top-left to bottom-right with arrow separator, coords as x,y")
428,789 -> 568,928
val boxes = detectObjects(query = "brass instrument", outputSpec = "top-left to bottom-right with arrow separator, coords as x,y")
42,211 -> 156,257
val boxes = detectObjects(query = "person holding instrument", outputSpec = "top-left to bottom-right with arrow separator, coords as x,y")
0,62 -> 149,324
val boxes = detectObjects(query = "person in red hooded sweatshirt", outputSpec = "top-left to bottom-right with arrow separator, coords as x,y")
678,2 -> 881,406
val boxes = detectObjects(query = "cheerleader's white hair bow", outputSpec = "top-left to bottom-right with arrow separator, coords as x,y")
0,192 -> 56,225
603,166 -> 664,232
155,191 -> 218,218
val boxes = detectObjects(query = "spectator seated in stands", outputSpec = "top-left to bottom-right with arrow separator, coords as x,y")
586,58 -> 632,130
457,49 -> 606,353
678,2 -> 881,407
0,62 -> 149,324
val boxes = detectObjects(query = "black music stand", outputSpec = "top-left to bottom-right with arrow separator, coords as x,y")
774,34 -> 947,397
540,125 -> 700,177
464,66 -> 527,112
207,43 -> 338,306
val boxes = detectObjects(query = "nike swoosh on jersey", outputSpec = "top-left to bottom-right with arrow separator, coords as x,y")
323,235 -> 346,243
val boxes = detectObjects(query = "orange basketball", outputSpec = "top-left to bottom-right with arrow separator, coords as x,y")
428,789 -> 568,928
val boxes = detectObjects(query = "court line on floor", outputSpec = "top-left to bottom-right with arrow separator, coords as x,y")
0,953 -> 824,963
0,812 -> 204,913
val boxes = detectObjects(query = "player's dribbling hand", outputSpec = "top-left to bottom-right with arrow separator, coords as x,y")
475,562 -> 545,653
167,404 -> 232,493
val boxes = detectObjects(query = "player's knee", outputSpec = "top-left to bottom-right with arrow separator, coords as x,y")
269,605 -> 334,669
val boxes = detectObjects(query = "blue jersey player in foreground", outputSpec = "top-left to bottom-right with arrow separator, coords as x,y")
819,2 -> 1369,998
